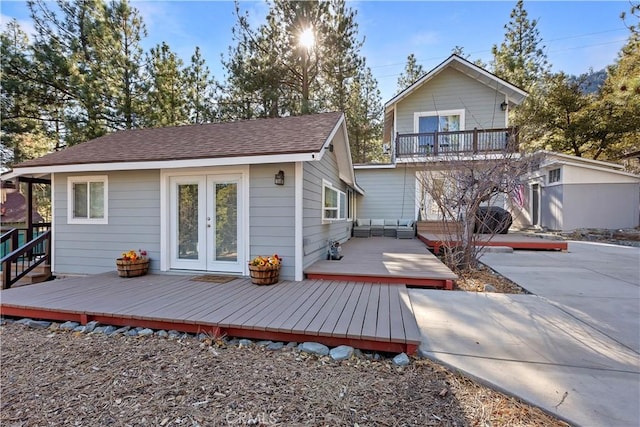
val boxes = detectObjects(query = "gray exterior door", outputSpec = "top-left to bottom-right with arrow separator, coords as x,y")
169,174 -> 243,273
531,183 -> 540,226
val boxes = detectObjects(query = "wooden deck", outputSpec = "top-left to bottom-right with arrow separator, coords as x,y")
304,237 -> 458,289
418,232 -> 569,253
0,273 -> 422,354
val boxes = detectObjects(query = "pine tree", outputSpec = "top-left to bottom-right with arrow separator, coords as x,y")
184,47 -> 219,124
396,54 -> 424,92
491,0 -> 550,90
0,20 -> 52,166
143,42 -> 188,127
346,66 -> 383,164
102,0 -> 147,130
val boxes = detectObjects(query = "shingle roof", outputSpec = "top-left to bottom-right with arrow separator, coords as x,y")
15,112 -> 344,168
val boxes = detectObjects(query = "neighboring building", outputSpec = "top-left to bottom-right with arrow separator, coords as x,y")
512,152 -> 640,231
356,54 -> 528,220
5,112 -> 361,280
0,184 -> 44,227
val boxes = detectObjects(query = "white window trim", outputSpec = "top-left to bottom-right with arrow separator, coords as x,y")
322,179 -> 347,222
67,175 -> 108,224
413,109 -> 466,132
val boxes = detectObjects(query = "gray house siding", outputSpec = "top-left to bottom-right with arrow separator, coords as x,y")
249,163 -> 296,280
559,183 -> 639,230
303,152 -> 351,269
395,67 -> 506,135
53,170 -> 161,275
355,167 -> 417,219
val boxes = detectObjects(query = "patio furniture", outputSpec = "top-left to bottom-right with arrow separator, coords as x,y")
353,218 -> 371,237
397,219 -> 415,239
383,219 -> 398,237
370,219 -> 385,236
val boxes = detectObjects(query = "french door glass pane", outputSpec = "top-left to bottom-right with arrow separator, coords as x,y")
178,184 -> 199,259
215,183 -> 237,262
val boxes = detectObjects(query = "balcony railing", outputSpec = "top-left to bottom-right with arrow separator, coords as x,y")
395,127 -> 519,158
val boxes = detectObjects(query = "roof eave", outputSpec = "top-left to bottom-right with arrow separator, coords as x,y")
9,151 -> 322,178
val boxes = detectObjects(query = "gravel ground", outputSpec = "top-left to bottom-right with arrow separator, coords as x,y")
0,323 -> 569,427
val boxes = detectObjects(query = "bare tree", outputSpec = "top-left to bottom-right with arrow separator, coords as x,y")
414,131 -> 542,271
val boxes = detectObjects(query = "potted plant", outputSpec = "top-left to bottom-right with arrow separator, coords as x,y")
116,249 -> 149,278
248,254 -> 282,285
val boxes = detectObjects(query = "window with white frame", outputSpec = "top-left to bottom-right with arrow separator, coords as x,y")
346,188 -> 356,220
548,168 -> 561,184
322,180 -> 346,221
68,176 -> 108,224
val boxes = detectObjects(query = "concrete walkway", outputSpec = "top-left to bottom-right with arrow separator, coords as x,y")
410,241 -> 640,427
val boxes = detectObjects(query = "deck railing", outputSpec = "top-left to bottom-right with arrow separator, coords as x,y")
395,127 -> 519,158
1,228 -> 52,289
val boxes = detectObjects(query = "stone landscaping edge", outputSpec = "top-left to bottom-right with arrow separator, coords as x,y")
0,316 -> 413,366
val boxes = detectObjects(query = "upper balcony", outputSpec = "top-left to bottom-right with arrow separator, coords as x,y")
394,127 -> 519,159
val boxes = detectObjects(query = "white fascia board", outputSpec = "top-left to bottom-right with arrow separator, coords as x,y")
10,152 -> 319,177
354,163 -> 397,170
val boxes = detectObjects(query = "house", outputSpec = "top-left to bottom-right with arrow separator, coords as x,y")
4,112 -> 361,280
356,54 -> 528,220
1,182 -> 44,227
354,54 -> 640,232
512,152 -> 640,231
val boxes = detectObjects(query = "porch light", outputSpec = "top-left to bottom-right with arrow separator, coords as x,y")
275,170 -> 285,186
500,101 -> 508,111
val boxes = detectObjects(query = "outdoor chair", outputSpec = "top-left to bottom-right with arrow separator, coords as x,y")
383,219 -> 398,237
353,218 -> 371,237
396,219 -> 415,239
370,219 -> 385,236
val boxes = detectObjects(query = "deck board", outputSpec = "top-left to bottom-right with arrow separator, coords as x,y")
304,281 -> 351,335
346,283 -> 372,339
360,284 -> 381,341
0,274 -> 421,353
305,237 -> 457,288
328,282 -> 364,338
255,280 -> 321,332
375,284 -> 391,342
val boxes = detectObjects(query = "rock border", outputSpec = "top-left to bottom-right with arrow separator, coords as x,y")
1,316 -> 413,366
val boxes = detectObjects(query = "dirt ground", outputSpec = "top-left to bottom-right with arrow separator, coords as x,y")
0,323 -> 570,427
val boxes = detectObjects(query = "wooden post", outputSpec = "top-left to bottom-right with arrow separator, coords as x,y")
473,128 -> 478,153
433,131 -> 438,156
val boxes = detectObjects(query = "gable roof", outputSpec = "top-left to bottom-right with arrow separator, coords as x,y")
15,112 -> 345,169
7,111 -> 363,192
385,54 -> 528,110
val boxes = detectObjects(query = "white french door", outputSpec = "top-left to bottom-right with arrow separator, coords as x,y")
169,174 -> 243,273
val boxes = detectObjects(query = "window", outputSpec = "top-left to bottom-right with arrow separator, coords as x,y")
548,168 -> 561,184
68,176 -> 108,224
322,180 -> 346,221
414,110 -> 465,133
414,110 -> 465,153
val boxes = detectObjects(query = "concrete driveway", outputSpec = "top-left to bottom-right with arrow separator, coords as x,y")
410,241 -> 640,427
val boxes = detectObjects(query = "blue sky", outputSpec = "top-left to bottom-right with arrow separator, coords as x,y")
1,1 -> 631,102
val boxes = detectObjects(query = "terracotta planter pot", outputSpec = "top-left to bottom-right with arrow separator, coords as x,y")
248,265 -> 280,285
116,258 -> 149,278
